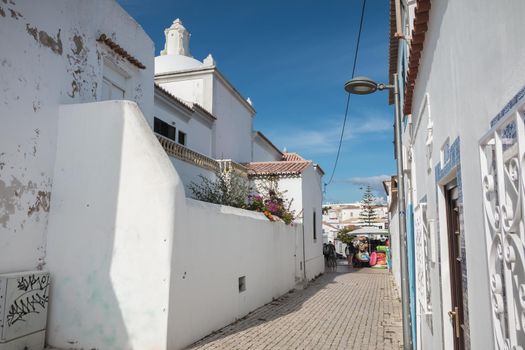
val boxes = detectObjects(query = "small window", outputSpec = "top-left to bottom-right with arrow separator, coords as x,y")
313,210 -> 317,241
154,117 -> 176,141
178,131 -> 186,146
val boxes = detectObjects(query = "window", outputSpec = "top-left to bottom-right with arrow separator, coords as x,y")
313,210 -> 317,241
154,117 -> 176,141
178,131 -> 186,146
101,59 -> 128,101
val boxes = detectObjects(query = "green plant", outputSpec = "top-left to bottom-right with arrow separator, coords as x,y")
188,171 -> 251,209
336,225 -> 359,245
190,173 -> 296,225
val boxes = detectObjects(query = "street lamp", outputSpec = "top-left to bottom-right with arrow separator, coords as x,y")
344,74 -> 413,350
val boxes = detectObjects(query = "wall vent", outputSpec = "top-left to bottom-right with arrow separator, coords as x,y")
238,276 -> 246,293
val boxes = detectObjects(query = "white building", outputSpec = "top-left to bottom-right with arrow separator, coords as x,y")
389,1 -> 525,349
0,3 -> 324,350
155,19 -> 254,164
323,202 -> 389,229
383,177 -> 400,294
150,19 -> 325,279
247,153 -> 325,280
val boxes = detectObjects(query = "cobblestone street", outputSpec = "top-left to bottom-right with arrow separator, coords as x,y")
187,265 -> 403,350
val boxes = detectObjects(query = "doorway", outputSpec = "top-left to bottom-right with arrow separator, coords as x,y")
445,181 -> 465,350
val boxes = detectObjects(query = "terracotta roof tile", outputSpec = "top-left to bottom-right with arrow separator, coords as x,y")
403,0 -> 431,115
282,153 -> 305,161
247,160 -> 311,176
97,34 -> 146,69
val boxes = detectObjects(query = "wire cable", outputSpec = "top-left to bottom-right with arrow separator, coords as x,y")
325,0 -> 368,187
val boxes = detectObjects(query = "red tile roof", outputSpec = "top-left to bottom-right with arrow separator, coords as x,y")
247,160 -> 311,176
388,0 -> 399,105
282,153 -> 305,161
403,0 -> 431,115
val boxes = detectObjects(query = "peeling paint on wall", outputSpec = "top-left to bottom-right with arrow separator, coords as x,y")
72,35 -> 83,55
26,24 -> 63,55
66,32 -> 97,99
8,8 -> 21,19
27,190 -> 50,216
0,177 -> 35,227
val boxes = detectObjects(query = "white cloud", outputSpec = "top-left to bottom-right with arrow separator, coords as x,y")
340,174 -> 391,196
266,112 -> 392,156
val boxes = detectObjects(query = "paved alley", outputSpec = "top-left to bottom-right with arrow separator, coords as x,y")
186,265 -> 403,350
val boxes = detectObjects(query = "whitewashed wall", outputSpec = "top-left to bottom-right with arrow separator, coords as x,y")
44,100 -> 306,350
300,166 -> 324,280
45,101 -> 181,350
252,136 -> 282,162
0,0 -> 153,274
158,77 -> 210,111
168,199 -> 300,350
170,157 -> 215,196
212,77 -> 254,163
406,1 -> 525,349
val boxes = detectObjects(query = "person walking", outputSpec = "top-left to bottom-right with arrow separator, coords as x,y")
327,241 -> 337,269
345,241 -> 355,267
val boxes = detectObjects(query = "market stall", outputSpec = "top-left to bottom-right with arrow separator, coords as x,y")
349,227 -> 390,269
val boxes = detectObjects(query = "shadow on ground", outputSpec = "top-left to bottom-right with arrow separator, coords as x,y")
185,261 -> 390,349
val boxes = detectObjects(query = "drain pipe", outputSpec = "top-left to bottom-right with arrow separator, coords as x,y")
302,219 -> 307,284
393,1 -> 414,348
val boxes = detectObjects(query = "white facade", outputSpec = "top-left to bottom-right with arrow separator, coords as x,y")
250,163 -> 325,281
0,0 -> 153,275
154,20 -> 255,164
252,131 -> 283,162
393,1 -> 525,349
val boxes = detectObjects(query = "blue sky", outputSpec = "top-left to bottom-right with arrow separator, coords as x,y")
117,0 -> 395,203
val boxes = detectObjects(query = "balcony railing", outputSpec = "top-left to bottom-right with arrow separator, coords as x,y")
217,159 -> 248,177
156,134 -> 247,177
156,134 -> 219,172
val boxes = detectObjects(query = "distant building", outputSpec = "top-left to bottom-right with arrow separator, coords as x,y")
322,202 -> 389,230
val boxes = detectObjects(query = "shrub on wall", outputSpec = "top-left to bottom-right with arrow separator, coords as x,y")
188,172 -> 250,209
249,178 -> 295,225
189,173 -> 295,225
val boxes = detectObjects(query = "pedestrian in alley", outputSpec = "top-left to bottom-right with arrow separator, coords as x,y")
345,241 -> 355,267
326,241 -> 337,269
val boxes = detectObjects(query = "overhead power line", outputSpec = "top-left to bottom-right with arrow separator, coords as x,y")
326,0 -> 368,187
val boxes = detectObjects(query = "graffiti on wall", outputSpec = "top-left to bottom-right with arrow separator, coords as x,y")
6,274 -> 49,326
0,271 -> 50,342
